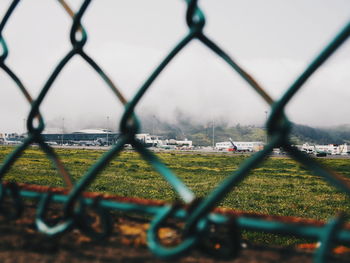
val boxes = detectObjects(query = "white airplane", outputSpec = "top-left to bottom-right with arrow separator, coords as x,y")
3,137 -> 22,145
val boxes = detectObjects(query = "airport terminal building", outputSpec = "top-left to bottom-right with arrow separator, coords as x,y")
42,129 -> 120,146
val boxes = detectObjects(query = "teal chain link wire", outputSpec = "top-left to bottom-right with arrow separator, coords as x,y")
0,0 -> 350,262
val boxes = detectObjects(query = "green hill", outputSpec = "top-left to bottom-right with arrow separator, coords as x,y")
140,114 -> 350,146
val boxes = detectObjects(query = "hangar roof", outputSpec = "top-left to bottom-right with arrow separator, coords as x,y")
73,129 -> 112,134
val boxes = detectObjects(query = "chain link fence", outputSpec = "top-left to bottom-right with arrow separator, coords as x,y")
0,0 -> 350,262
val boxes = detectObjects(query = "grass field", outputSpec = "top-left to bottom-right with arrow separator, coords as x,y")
0,145 -> 350,246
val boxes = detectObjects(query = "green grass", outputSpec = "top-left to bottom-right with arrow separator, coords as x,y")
1,146 -> 350,246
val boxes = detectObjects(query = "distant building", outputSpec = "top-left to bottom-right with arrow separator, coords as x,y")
41,128 -> 119,145
135,134 -> 193,149
216,141 -> 264,152
166,138 -> 193,149
175,139 -> 193,148
0,133 -> 24,145
300,143 -> 349,155
135,133 -> 159,147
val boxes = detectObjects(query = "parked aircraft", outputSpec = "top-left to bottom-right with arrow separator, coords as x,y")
301,144 -> 327,157
2,137 -> 22,145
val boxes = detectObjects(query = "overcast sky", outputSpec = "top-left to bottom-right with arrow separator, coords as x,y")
1,0 -> 349,133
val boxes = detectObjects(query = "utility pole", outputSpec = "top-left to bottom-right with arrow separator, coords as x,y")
264,111 -> 268,144
61,118 -> 65,145
106,116 -> 109,146
23,118 -> 26,134
212,119 -> 215,149
152,115 -> 156,135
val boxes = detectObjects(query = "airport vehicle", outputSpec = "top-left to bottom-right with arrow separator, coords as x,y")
228,138 -> 238,152
229,138 -> 255,152
301,143 -> 327,157
313,145 -> 327,157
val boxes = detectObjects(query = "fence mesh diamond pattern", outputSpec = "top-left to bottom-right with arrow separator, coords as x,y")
0,0 -> 350,262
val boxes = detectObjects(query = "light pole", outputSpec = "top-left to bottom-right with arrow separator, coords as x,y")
106,116 -> 109,146
23,118 -> 26,134
212,119 -> 215,149
152,115 -> 155,135
61,118 -> 65,145
264,111 -> 268,144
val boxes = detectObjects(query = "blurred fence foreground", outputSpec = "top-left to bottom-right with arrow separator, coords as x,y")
0,0 -> 350,262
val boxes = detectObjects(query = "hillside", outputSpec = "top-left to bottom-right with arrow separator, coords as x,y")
290,124 -> 350,145
140,114 -> 350,146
